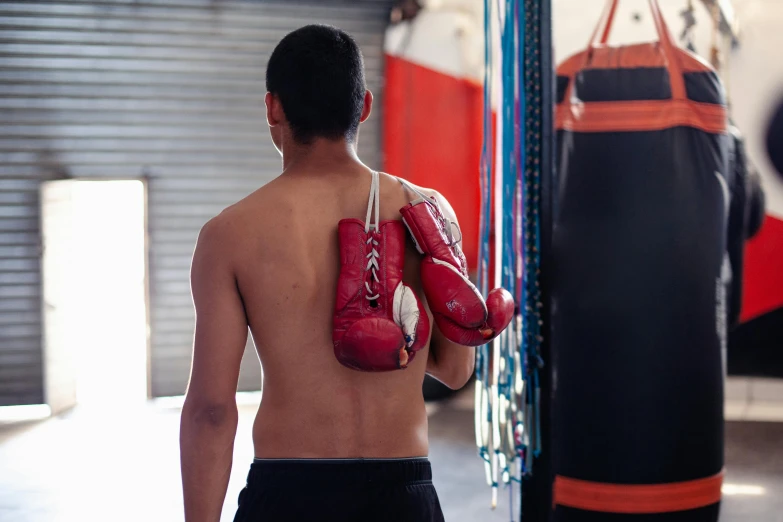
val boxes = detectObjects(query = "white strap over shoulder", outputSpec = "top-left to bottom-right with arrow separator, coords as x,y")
397,176 -> 436,207
365,170 -> 381,233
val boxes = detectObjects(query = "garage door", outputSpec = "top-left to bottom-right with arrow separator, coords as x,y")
0,0 -> 390,404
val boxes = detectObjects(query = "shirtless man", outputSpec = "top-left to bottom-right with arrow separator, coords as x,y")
180,25 -> 475,522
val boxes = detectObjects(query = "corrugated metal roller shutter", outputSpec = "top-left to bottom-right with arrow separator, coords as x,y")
0,0 -> 390,405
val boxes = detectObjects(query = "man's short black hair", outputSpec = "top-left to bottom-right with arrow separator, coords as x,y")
266,25 -> 366,144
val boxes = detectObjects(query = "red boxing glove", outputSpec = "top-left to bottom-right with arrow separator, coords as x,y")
399,195 -> 514,347
333,173 -> 430,372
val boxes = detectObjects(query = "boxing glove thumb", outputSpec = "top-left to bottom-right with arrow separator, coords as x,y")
434,287 -> 515,346
393,282 -> 429,356
482,288 -> 515,339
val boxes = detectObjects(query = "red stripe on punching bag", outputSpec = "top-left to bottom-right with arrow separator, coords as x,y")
554,471 -> 724,514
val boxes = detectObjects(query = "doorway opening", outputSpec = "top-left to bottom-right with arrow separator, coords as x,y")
41,180 -> 149,413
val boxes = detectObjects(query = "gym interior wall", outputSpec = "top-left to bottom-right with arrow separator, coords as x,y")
0,0 -> 393,405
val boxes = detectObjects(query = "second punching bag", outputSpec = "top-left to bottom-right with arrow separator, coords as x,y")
552,1 -> 728,521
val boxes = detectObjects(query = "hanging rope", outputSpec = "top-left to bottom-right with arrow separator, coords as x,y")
522,0 -> 544,467
680,0 -> 698,53
475,0 -> 495,505
710,1 -> 722,71
475,0 -> 544,519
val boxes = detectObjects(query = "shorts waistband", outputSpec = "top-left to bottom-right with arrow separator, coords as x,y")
247,457 -> 433,486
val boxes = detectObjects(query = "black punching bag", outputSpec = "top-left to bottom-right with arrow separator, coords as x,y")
766,97 -> 783,177
552,1 -> 727,521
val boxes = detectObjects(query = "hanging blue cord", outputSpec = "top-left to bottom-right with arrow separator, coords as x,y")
501,0 -> 515,378
478,0 -> 493,300
517,1 -> 528,473
476,0 -> 492,465
515,0 -> 526,303
502,0 -> 515,297
517,0 -> 532,477
517,0 -> 526,278
474,1 -> 547,515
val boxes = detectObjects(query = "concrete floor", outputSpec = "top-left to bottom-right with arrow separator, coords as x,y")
0,393 -> 781,522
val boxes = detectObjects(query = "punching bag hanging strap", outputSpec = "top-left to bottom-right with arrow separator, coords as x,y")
586,0 -> 614,49
597,0 -> 620,45
590,0 -> 674,51
563,0 -> 687,103
648,0 -> 686,100
561,0 -> 620,103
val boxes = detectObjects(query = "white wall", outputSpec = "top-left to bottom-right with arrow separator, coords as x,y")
553,0 -> 716,63
725,0 -> 783,218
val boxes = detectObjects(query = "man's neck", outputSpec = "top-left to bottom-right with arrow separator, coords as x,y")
281,138 -> 363,174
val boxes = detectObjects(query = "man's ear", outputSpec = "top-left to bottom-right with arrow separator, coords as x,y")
360,90 -> 373,123
265,92 -> 285,127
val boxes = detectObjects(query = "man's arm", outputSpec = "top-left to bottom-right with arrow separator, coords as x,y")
181,215 -> 249,522
426,324 -> 476,390
423,192 -> 476,390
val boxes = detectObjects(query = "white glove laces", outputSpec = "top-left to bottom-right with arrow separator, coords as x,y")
364,171 -> 381,303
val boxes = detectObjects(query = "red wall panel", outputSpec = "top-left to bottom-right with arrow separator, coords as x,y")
383,54 -> 484,272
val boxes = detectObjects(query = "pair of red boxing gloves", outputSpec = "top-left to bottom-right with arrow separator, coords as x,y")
332,174 -> 515,372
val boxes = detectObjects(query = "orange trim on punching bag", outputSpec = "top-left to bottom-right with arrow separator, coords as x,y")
556,99 -> 727,134
556,0 -> 727,135
558,45 -> 717,78
554,470 -> 725,514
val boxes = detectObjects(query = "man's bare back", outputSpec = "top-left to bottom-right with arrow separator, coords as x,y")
183,160 -> 472,518
228,166 -> 434,458
180,24 -> 474,522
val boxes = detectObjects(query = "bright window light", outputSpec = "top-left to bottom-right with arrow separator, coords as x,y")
0,404 -> 52,422
722,484 -> 766,496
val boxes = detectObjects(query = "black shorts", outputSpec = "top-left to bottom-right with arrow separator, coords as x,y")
233,457 -> 444,522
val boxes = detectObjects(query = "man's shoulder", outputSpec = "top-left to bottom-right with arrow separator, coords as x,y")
202,179 -> 283,234
197,176 -> 296,262
196,206 -> 244,255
